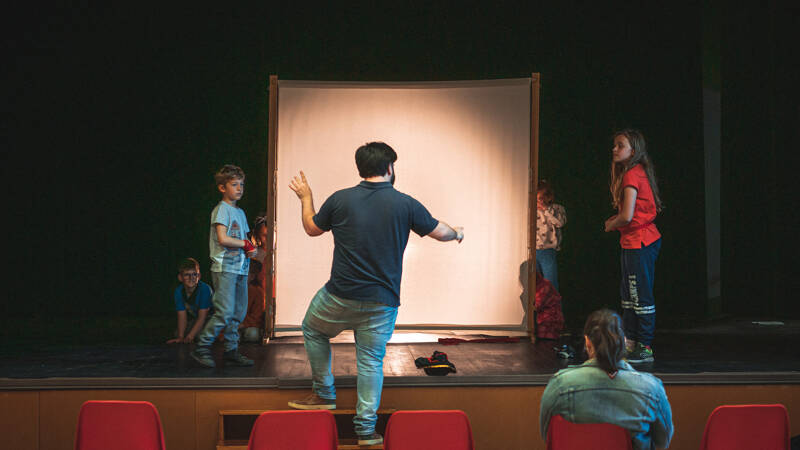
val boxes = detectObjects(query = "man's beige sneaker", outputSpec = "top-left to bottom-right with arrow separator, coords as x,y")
287,393 -> 336,410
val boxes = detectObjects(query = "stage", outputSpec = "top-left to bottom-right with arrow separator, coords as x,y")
2,320 -> 799,449
2,320 -> 799,389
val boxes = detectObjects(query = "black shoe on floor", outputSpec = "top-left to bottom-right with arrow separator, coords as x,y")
190,348 -> 215,368
357,433 -> 383,446
224,349 -> 254,366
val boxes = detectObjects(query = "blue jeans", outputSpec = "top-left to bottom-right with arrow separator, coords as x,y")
536,248 -> 559,292
620,238 -> 661,347
196,271 -> 248,352
302,287 -> 398,436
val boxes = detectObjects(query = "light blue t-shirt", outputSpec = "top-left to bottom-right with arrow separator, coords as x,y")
209,201 -> 250,275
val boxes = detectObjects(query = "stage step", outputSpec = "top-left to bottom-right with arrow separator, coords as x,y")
217,408 -> 396,450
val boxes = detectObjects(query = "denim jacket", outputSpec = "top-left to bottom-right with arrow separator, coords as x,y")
540,359 -> 674,450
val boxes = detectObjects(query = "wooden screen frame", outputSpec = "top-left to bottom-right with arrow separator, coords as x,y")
263,75 -> 278,342
264,74 -> 541,342
529,73 -> 541,341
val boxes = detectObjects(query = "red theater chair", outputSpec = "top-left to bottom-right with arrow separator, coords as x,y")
384,410 -> 474,450
546,414 -> 632,450
247,410 -> 338,450
74,400 -> 166,450
700,404 -> 789,450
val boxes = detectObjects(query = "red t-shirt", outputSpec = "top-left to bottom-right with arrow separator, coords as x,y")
618,164 -> 661,249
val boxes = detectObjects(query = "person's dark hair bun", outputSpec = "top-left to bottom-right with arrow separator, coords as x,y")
583,309 -> 625,374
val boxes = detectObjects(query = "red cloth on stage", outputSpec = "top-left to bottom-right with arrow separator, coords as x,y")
438,337 -> 520,345
535,271 -> 564,339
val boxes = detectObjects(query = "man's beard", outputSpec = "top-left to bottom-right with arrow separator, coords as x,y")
390,172 -> 395,185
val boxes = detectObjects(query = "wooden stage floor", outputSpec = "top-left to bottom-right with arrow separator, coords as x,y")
2,320 -> 799,449
2,319 -> 799,390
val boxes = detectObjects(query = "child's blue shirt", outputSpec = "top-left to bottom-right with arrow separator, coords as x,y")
173,280 -> 214,316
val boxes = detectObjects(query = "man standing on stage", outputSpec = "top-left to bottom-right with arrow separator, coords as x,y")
287,142 -> 464,446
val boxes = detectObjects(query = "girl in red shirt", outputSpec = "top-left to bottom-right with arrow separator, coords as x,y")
604,129 -> 663,363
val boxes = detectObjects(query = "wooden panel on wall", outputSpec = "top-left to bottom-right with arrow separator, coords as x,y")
382,384 -> 800,450
666,384 -> 800,450
38,390 -> 196,450
6,383 -> 800,450
198,386 -> 544,450
195,390 -> 323,450
0,391 -> 39,450
382,386 -> 544,450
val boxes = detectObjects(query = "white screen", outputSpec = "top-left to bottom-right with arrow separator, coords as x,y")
275,79 -> 531,327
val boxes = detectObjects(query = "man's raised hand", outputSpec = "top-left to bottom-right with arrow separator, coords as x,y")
454,227 -> 464,243
289,171 -> 313,200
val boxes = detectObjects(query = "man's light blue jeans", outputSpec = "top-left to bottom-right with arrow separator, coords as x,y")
302,286 -> 398,436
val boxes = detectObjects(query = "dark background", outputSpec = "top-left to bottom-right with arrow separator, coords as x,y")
3,3 -> 798,343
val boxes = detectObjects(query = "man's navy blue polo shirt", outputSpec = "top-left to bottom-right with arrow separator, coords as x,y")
312,181 -> 439,307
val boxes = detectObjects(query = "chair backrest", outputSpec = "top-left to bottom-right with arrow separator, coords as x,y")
384,410 -> 474,450
74,400 -> 166,450
700,404 -> 789,450
547,414 -> 632,450
247,410 -> 338,450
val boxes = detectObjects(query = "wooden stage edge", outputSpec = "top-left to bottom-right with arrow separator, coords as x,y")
2,383 -> 800,450
0,384 -> 800,450
2,370 -> 800,391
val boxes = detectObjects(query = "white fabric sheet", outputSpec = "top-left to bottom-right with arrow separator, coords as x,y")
275,79 -> 531,327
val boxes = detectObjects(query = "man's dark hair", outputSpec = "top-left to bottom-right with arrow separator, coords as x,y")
355,142 -> 397,178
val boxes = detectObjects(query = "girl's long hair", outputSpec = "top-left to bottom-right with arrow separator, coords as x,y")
584,309 -> 626,374
609,129 -> 663,211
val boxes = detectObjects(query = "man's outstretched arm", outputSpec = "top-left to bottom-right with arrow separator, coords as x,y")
427,221 -> 464,243
289,170 -> 324,236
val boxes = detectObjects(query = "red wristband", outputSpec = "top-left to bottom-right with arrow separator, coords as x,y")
243,240 -> 256,252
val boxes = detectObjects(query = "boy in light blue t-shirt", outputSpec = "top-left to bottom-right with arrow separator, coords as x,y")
191,164 -> 258,368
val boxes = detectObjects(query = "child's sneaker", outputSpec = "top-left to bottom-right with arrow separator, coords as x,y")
287,393 -> 336,410
357,433 -> 383,446
627,343 -> 654,364
224,349 -> 254,366
191,347 -> 216,368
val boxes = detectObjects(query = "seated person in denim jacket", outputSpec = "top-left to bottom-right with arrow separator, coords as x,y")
540,309 -> 674,450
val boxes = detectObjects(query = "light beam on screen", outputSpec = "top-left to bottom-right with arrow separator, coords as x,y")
275,80 -> 530,328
